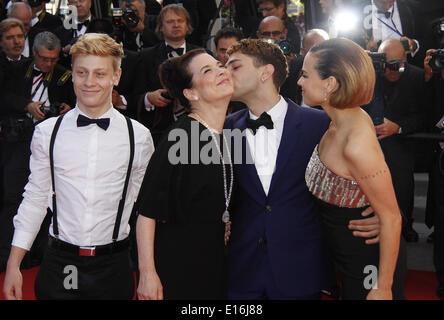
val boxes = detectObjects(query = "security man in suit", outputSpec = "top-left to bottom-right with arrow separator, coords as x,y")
0,31 -> 75,270
133,4 -> 202,146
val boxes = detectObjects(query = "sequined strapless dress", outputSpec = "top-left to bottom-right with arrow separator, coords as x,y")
305,145 -> 380,300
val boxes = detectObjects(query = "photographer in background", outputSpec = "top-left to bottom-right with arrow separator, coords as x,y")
364,38 -> 426,243
424,47 -> 444,298
256,0 -> 300,56
118,0 -> 159,52
133,4 -> 202,146
58,0 -> 93,53
0,31 -> 75,270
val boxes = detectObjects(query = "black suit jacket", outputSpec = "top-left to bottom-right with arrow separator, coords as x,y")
1,58 -> 76,119
121,14 -> 160,52
354,0 -> 422,64
133,41 -> 201,144
380,64 -> 426,135
26,11 -> 63,58
114,49 -> 142,119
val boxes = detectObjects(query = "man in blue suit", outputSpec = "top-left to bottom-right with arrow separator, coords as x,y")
224,39 -> 382,299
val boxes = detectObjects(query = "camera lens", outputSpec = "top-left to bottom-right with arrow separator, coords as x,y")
279,40 -> 292,56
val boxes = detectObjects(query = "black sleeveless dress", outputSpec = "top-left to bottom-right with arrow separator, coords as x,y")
305,145 -> 406,300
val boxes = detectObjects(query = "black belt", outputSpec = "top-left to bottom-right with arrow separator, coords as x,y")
48,236 -> 129,257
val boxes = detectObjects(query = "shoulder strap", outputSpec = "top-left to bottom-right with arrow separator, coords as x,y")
112,116 -> 135,242
49,115 -> 65,238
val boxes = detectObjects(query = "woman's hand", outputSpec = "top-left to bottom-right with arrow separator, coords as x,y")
366,287 -> 393,300
137,270 -> 164,300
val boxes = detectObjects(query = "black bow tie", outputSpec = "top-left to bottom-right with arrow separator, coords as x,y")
77,20 -> 89,30
377,9 -> 391,19
77,114 -> 110,130
32,68 -> 44,77
166,45 -> 184,56
246,112 -> 274,135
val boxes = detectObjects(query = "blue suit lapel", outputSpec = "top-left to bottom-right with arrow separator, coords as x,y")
268,101 -> 302,196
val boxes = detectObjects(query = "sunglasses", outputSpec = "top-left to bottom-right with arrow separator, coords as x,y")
260,31 -> 283,37
386,60 -> 406,71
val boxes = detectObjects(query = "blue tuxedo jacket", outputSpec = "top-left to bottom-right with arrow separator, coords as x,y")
224,99 -> 331,297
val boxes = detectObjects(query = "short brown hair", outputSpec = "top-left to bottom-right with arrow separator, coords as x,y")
70,33 -> 124,71
309,38 -> 375,109
155,4 -> 193,40
227,38 -> 288,90
0,18 -> 25,40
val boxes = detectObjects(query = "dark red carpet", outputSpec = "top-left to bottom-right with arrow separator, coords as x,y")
0,268 -> 442,300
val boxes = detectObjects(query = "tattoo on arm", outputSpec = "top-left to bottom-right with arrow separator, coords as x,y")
358,169 -> 389,181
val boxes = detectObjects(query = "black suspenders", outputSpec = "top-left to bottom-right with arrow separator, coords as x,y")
49,114 -> 135,243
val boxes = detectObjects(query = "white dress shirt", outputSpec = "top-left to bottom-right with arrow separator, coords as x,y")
12,107 -> 154,250
23,36 -> 30,58
246,96 -> 288,195
30,10 -> 42,28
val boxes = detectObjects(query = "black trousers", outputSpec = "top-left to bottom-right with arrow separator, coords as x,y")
0,139 -> 31,263
34,245 -> 135,300
426,149 -> 444,285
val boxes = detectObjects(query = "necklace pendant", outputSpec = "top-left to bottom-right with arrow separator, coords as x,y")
222,210 -> 230,223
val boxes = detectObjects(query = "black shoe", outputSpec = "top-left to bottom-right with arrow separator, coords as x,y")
403,225 -> 419,242
427,232 -> 434,243
437,284 -> 444,299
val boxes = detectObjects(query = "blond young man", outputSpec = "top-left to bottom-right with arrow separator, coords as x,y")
2,33 -> 154,300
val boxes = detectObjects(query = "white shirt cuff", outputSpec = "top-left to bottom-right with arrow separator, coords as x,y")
115,95 -> 127,110
11,229 -> 38,251
144,93 -> 155,112
410,40 -> 420,57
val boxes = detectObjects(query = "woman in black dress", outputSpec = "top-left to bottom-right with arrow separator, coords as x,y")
135,49 -> 234,300
300,38 -> 403,299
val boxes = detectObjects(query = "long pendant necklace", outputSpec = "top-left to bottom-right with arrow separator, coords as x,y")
192,113 -> 234,224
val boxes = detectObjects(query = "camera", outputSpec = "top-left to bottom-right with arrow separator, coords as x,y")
368,52 -> 386,74
161,91 -> 173,100
40,102 -> 62,118
263,38 -> 293,56
429,49 -> 444,73
111,8 -> 140,29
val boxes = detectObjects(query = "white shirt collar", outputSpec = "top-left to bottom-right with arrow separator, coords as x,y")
249,95 -> 287,123
31,10 -> 43,27
165,41 -> 186,51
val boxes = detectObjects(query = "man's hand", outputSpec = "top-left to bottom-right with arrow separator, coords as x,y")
112,89 -> 125,108
366,35 -> 378,52
3,267 -> 23,300
375,118 -> 400,140
62,44 -> 72,55
3,246 -> 27,300
59,103 -> 72,115
400,36 -> 417,54
349,206 -> 380,245
25,101 -> 45,121
424,49 -> 437,82
146,89 -> 172,108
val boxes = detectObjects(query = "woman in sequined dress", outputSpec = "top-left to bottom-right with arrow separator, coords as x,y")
299,38 -> 403,300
